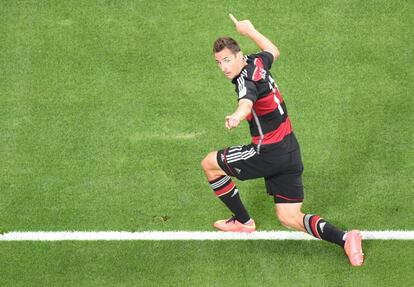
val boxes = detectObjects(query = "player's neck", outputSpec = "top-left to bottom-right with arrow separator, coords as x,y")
235,59 -> 247,77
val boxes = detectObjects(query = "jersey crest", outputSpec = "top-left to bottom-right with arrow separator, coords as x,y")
253,58 -> 267,81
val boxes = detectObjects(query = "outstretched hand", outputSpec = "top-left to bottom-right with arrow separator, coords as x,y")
225,115 -> 241,130
229,13 -> 257,36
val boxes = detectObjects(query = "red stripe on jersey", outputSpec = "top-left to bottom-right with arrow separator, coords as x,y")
253,58 -> 264,81
214,182 -> 236,197
253,92 -> 283,116
251,117 -> 293,145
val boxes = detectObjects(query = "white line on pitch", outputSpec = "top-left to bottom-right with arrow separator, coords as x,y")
1,231 -> 414,241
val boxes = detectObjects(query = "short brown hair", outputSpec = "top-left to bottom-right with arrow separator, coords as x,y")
213,37 -> 241,54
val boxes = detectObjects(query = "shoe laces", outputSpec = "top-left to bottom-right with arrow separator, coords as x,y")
225,216 -> 237,224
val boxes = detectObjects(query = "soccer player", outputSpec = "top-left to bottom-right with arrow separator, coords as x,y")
201,14 -> 364,266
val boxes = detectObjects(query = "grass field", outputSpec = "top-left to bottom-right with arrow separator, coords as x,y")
1,0 -> 413,286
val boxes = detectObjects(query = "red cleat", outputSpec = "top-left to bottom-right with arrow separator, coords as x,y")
213,216 -> 256,233
344,230 -> 364,266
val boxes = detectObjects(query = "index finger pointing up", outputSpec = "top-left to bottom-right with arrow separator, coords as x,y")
229,13 -> 238,24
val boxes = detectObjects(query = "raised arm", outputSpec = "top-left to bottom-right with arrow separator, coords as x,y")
229,13 -> 280,61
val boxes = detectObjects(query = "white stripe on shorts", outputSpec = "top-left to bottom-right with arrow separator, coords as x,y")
226,147 -> 256,159
226,147 -> 255,158
226,148 -> 256,163
228,146 -> 243,152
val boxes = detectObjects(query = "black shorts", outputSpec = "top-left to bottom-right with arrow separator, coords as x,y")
216,143 -> 304,204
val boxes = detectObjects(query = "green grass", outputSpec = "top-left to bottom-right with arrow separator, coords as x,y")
1,241 -> 413,287
1,0 -> 413,285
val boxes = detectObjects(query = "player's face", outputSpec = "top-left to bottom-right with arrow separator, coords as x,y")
214,48 -> 244,80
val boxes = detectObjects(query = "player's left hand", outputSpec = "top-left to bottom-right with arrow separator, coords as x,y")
225,115 -> 241,129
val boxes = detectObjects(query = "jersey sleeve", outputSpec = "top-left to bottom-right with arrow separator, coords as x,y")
257,51 -> 274,70
236,76 -> 258,103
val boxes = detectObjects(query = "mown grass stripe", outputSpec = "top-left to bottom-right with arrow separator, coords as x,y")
1,231 -> 413,241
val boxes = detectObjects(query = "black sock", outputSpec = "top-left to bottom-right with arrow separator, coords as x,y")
303,214 -> 345,247
209,176 -> 250,224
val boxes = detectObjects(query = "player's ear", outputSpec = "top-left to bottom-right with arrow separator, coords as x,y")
236,51 -> 243,60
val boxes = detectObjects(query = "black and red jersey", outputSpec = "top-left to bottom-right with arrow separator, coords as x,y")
232,51 -> 298,154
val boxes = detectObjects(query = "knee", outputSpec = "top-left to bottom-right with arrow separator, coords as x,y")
201,152 -> 216,172
201,155 -> 209,172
